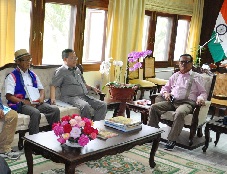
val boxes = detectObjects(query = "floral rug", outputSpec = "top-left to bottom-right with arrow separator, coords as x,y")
8,144 -> 227,174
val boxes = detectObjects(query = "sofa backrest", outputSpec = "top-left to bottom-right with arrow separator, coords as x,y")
0,63 -> 61,105
31,66 -> 61,100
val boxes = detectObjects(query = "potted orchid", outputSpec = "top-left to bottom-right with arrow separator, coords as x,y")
52,114 -> 98,147
128,50 -> 152,71
99,50 -> 152,101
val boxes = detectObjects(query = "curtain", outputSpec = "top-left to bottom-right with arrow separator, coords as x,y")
105,0 -> 145,84
145,0 -> 204,61
0,0 -> 16,66
186,0 -> 204,60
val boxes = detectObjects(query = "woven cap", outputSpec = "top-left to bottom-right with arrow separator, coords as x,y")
14,49 -> 30,60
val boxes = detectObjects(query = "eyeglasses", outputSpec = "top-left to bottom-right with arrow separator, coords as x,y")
67,56 -> 78,61
20,58 -> 32,62
179,60 -> 192,64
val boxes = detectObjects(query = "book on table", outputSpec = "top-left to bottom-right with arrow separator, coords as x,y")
104,116 -> 142,132
24,86 -> 40,104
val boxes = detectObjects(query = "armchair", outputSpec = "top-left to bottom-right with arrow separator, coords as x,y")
149,69 -> 216,146
210,72 -> 227,119
143,57 -> 168,92
126,59 -> 157,99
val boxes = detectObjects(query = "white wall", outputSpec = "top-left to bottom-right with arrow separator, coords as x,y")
83,71 -> 102,89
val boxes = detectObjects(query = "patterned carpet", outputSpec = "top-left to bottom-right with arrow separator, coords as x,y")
8,144 -> 227,174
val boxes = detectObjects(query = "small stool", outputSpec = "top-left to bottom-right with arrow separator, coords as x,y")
202,116 -> 227,152
126,100 -> 150,124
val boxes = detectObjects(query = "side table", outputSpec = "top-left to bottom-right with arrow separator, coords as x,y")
105,98 -> 123,117
202,117 -> 227,152
126,100 -> 150,124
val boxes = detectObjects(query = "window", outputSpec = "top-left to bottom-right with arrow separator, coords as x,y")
143,12 -> 191,67
15,0 -> 108,70
15,0 -> 31,51
174,19 -> 190,61
42,3 -> 75,65
153,16 -> 173,61
82,8 -> 107,63
142,15 -> 150,50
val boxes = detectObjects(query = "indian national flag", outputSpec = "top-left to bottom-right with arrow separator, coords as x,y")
208,0 -> 227,63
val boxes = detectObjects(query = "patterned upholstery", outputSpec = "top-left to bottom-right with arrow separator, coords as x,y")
143,57 -> 168,92
210,73 -> 227,119
127,58 -> 157,99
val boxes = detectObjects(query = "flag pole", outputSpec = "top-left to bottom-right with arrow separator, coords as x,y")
198,33 -> 222,57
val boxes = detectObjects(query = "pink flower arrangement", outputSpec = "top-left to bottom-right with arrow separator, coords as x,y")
52,114 -> 98,147
128,50 -> 152,71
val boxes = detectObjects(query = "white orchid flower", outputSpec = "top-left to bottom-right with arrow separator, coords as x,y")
113,60 -> 123,67
100,60 -> 111,75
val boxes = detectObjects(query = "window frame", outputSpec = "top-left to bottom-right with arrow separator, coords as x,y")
17,0 -> 108,71
145,11 -> 191,68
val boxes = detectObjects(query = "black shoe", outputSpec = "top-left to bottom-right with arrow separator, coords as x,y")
164,141 -> 176,151
0,150 -> 22,160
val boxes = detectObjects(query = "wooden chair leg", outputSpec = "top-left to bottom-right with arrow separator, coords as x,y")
197,127 -> 203,137
18,130 -> 26,150
189,128 -> 196,146
210,106 -> 218,120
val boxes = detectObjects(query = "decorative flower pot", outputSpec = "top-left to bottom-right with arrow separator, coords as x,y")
65,140 -> 82,148
109,86 -> 135,102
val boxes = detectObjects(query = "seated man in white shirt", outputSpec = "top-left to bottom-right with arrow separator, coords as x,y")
5,49 -> 60,135
148,54 -> 207,151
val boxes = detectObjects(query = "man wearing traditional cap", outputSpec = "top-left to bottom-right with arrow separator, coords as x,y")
5,49 -> 60,135
50,49 -> 107,121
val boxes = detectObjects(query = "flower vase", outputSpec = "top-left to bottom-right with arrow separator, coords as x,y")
109,86 -> 135,102
65,139 -> 82,148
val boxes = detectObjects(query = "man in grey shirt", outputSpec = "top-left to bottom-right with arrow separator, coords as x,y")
50,49 -> 107,121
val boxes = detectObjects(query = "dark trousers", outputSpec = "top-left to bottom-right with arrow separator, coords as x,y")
21,103 -> 60,135
0,156 -> 11,174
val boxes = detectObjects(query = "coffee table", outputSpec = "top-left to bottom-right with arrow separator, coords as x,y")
23,121 -> 163,174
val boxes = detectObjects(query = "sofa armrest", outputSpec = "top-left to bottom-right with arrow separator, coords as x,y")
197,101 -> 211,125
192,101 -> 211,126
98,92 -> 106,101
88,90 -> 106,101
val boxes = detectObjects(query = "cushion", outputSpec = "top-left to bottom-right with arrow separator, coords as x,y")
211,98 -> 227,105
147,78 -> 168,85
129,79 -> 156,87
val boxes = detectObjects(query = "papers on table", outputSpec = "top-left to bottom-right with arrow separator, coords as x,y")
97,129 -> 118,139
104,117 -> 142,132
24,86 -> 40,104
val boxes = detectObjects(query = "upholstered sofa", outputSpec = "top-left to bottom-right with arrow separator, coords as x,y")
0,63 -> 102,149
